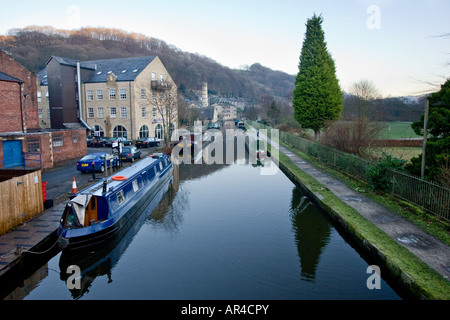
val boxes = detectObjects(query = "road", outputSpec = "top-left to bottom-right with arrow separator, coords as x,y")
41,145 -> 158,203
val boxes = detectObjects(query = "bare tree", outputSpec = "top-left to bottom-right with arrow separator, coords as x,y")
151,81 -> 178,150
322,80 -> 382,157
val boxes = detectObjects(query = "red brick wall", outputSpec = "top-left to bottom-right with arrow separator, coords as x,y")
0,81 -> 23,132
0,50 -> 39,131
52,129 -> 87,165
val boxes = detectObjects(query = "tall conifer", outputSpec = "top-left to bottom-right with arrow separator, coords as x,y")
293,14 -> 342,140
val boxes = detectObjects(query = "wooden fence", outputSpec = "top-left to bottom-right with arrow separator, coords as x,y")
249,121 -> 450,221
0,169 -> 44,235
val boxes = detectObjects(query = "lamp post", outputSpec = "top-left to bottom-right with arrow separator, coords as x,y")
421,99 -> 429,179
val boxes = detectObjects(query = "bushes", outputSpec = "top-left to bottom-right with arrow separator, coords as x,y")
366,154 -> 407,192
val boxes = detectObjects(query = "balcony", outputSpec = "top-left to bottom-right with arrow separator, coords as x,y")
151,80 -> 171,91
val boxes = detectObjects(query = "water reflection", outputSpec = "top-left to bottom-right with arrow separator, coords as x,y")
58,175 -> 176,299
289,187 -> 331,282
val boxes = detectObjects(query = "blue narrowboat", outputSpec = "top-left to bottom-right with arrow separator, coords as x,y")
57,153 -> 173,251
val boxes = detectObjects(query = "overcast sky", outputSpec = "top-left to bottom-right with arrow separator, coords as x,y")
0,0 -> 449,97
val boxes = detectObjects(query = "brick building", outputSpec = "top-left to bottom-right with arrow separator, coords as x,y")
0,50 -> 86,170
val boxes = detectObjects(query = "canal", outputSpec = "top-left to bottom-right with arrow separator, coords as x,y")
4,149 -> 405,300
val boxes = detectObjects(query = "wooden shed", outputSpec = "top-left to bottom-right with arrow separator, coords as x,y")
0,169 -> 44,235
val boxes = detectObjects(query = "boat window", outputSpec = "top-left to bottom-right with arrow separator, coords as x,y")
132,180 -> 139,192
159,162 -> 163,171
154,166 -> 158,174
117,190 -> 125,205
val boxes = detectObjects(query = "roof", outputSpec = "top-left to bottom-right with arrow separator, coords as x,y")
0,71 -> 22,83
36,69 -> 48,85
41,56 -> 157,84
81,56 -> 156,83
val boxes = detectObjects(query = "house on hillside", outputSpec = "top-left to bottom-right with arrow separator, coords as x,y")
0,49 -> 86,170
39,56 -> 178,142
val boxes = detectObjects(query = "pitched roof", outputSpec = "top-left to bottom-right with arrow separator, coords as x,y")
0,71 -> 22,83
40,55 -> 158,85
81,56 -> 156,83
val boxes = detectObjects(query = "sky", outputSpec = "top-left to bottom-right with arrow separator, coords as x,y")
0,0 -> 449,97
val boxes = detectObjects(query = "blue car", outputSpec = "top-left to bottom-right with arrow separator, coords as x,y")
76,153 -> 118,173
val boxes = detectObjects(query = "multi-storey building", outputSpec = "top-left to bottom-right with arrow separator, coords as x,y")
0,50 -> 87,170
39,56 -> 178,142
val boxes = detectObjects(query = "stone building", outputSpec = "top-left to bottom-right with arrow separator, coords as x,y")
39,55 -> 178,142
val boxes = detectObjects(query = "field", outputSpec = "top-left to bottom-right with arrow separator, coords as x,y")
377,121 -> 422,139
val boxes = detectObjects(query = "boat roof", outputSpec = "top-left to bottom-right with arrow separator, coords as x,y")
79,156 -> 161,197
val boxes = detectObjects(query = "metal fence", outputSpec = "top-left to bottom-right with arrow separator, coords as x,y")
249,121 -> 449,221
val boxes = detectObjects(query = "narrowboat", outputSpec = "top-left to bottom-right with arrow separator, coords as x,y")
57,153 -> 173,251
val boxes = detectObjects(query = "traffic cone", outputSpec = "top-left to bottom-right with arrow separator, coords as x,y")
72,177 -> 78,194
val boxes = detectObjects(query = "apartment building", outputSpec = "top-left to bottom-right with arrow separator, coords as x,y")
39,55 -> 178,142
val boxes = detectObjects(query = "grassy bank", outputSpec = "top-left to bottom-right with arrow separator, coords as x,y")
272,142 -> 450,300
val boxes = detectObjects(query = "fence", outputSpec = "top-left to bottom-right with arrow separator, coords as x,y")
0,169 -> 44,235
249,121 -> 449,221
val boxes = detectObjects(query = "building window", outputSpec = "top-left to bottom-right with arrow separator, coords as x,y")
113,125 -> 127,138
111,107 -> 117,118
151,72 -> 156,81
38,108 -> 43,119
141,89 -> 146,100
37,92 -> 42,103
46,92 -> 49,102
47,108 -> 50,119
94,125 -> 104,137
97,107 -> 104,118
27,138 -> 40,153
87,90 -> 94,101
53,134 -> 64,148
73,132 -> 78,143
120,107 -> 127,118
152,108 -> 157,117
142,107 -> 146,117
140,125 -> 149,138
97,89 -> 103,100
88,107 -> 94,118
109,89 -> 116,100
155,124 -> 163,140
120,89 -> 127,100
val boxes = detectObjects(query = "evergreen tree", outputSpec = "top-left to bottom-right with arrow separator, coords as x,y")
292,14 -> 343,140
407,79 -> 450,183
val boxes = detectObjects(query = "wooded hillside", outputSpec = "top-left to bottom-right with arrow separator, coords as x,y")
0,26 -> 295,100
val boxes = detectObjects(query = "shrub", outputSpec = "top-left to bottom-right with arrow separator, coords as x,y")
366,153 -> 407,192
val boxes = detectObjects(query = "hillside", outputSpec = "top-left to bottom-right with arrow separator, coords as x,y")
0,26 -> 295,100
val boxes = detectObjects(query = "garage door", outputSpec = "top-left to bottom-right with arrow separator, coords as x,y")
2,140 -> 24,168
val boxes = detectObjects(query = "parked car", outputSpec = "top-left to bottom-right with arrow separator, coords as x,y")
135,137 -> 160,148
91,136 -> 110,148
207,122 -> 221,130
120,146 -> 141,162
105,137 -> 132,147
76,153 -> 118,173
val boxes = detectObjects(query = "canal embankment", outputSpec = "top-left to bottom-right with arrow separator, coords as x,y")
251,125 -> 450,300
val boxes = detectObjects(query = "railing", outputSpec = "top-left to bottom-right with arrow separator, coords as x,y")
0,152 -> 42,170
249,121 -> 450,221
151,80 -> 171,91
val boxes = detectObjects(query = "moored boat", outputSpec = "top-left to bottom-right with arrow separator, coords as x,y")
57,153 -> 173,251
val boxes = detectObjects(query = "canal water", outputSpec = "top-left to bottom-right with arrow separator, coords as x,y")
5,157 -> 404,300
